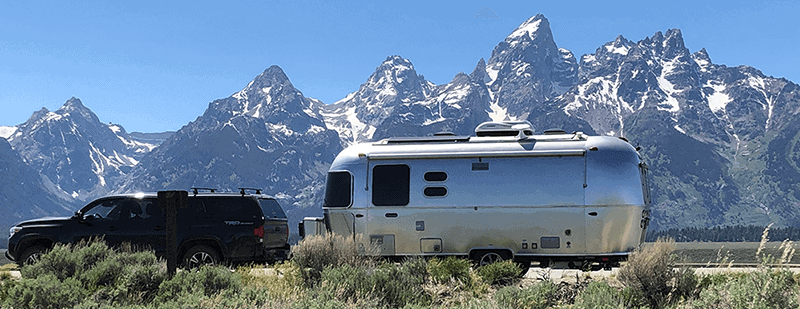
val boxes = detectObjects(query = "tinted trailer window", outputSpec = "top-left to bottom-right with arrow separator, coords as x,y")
324,171 -> 353,207
372,164 -> 410,206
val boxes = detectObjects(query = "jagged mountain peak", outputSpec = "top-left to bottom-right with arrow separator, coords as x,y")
507,13 -> 551,42
692,48 -> 713,68
469,58 -> 490,83
56,97 -> 99,121
61,97 -> 86,110
602,35 -> 634,56
365,55 -> 425,88
252,65 -> 291,85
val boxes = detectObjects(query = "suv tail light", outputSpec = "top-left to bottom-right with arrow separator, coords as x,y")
254,225 -> 265,238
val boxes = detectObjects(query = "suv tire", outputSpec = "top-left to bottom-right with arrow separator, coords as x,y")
183,245 -> 220,268
19,245 -> 47,266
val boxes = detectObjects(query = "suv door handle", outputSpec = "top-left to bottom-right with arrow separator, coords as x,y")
154,226 -> 164,231
109,226 -> 118,231
385,213 -> 398,218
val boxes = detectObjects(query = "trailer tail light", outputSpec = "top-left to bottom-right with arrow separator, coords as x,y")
254,225 -> 265,238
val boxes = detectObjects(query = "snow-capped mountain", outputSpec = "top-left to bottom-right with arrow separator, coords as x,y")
6,97 -> 156,202
540,28 -> 800,230
485,14 -> 578,122
0,137 -> 71,237
6,14 -> 800,233
322,55 -> 438,145
118,66 -> 342,225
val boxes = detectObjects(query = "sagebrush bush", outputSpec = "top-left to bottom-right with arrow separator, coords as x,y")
4,273 -> 87,309
476,260 -> 521,286
316,259 -> 431,308
5,240 -> 177,308
236,261 -> 305,300
690,269 -> 798,309
618,237 -> 693,308
155,265 -> 241,303
572,281 -> 626,309
495,281 -> 558,309
291,233 -> 372,284
427,256 -> 473,286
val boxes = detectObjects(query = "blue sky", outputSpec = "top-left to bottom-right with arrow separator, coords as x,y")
1,0 -> 798,133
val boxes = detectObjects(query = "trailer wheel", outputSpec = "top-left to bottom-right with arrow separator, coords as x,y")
477,252 -> 504,267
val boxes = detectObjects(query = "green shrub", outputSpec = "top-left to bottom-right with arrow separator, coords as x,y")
428,256 -> 472,286
441,298 -> 501,309
4,274 -> 87,309
155,265 -> 241,303
618,238 -> 693,308
236,261 -> 305,300
317,260 -> 431,308
0,275 -> 17,305
291,233 -> 371,284
495,281 -> 558,309
572,281 -> 626,309
691,269 -> 798,309
20,240 -> 114,281
476,260 -> 521,286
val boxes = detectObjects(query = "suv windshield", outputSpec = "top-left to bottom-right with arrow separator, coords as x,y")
258,199 -> 286,219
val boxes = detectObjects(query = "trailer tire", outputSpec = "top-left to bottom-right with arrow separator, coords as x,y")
477,251 -> 504,267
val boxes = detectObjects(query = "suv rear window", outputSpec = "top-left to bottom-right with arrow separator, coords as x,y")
259,199 -> 287,219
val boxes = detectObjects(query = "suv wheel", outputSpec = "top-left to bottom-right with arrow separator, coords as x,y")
20,246 -> 47,266
183,245 -> 220,268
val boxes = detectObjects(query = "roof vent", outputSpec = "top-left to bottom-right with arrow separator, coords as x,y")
475,121 -> 534,139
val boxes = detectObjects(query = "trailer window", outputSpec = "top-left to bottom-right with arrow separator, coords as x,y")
372,164 -> 410,206
324,172 -> 352,207
424,171 -> 448,182
423,186 -> 447,197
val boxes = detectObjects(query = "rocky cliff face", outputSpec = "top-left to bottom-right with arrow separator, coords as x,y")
544,29 -> 800,230
6,97 -> 154,202
0,137 -> 70,235
118,66 -> 342,225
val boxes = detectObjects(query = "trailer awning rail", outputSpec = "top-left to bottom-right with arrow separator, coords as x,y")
366,149 -> 585,160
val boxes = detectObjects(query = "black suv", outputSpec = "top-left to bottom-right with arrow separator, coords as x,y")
6,189 -> 290,267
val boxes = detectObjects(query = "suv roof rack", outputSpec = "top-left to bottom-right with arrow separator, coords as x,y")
191,187 -> 217,195
238,187 -> 263,195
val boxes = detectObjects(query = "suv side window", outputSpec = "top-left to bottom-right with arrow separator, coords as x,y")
190,197 -> 260,220
83,198 -> 134,221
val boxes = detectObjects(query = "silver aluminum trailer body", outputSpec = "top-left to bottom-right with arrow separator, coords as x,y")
316,123 -> 651,268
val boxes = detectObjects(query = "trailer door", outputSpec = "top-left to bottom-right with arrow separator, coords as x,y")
365,163 -> 410,256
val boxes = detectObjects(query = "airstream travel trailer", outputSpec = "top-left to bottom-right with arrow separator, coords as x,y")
303,121 -> 651,270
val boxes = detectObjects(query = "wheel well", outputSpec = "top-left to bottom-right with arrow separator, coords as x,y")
179,240 -> 224,261
19,238 -> 54,254
468,248 -> 513,262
